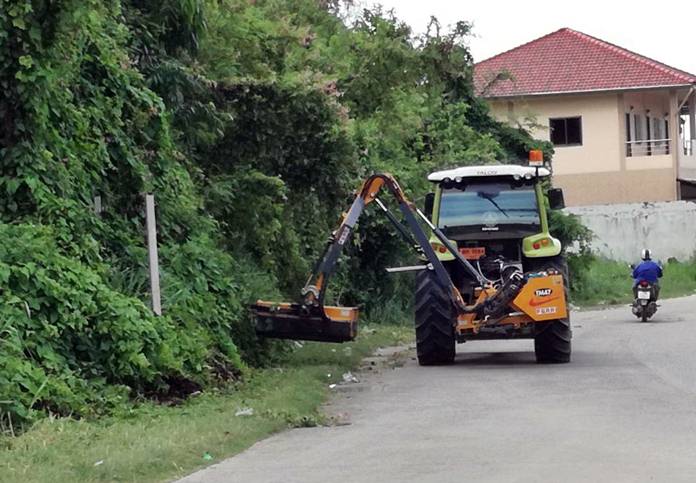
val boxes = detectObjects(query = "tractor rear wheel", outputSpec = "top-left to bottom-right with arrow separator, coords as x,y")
414,269 -> 456,366
525,256 -> 572,364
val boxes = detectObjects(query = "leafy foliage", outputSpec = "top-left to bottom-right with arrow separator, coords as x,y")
0,0 -> 264,427
549,209 -> 595,294
0,223 -> 173,423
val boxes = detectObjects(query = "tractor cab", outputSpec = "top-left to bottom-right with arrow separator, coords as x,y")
425,164 -> 565,265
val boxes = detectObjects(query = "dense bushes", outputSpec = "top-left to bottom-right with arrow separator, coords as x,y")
0,0 -> 272,427
0,0 -> 585,428
548,209 -> 594,295
0,223 -> 176,422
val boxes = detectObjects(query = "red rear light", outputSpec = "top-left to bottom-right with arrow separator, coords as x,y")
532,238 -> 551,250
639,280 -> 649,287
431,242 -> 447,254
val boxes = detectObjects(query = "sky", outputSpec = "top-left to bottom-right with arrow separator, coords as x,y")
373,0 -> 696,75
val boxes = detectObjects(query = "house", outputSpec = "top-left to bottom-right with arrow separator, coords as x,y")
474,28 -> 696,206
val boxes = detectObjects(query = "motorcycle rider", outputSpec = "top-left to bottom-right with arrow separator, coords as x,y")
632,249 -> 663,299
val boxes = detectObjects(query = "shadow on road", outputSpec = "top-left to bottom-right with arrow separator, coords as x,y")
620,315 -> 685,324
454,351 -> 537,366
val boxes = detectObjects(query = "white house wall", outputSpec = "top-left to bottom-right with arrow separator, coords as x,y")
488,91 -> 678,206
493,93 -> 622,175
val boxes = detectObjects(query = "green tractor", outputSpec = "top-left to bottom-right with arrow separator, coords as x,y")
253,157 -> 571,367
416,163 -> 571,365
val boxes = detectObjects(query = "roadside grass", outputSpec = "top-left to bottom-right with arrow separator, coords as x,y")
571,258 -> 696,307
9,257 -> 694,482
0,324 -> 412,483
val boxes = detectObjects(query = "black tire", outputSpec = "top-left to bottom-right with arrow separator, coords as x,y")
414,269 -> 456,366
525,255 -> 572,364
640,306 -> 648,322
534,319 -> 572,363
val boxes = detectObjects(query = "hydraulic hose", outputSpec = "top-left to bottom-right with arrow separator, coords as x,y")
460,270 -> 527,319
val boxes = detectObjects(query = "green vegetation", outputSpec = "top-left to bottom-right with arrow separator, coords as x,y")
570,258 -> 696,307
0,324 -> 412,483
0,0 -> 585,433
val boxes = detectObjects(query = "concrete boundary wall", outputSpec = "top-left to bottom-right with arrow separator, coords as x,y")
565,201 -> 696,262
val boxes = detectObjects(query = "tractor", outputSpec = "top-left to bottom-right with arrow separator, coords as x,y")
252,151 -> 571,365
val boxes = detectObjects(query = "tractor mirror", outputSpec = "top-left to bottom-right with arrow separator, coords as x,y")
424,192 -> 435,219
548,188 -> 565,210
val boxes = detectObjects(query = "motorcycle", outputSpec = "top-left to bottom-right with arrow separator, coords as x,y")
632,280 -> 658,322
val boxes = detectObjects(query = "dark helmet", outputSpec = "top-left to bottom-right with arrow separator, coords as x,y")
641,249 -> 652,261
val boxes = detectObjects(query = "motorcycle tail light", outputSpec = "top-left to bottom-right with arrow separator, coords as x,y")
639,280 -> 649,287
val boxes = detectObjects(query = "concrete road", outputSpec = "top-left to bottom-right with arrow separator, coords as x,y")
180,296 -> 696,483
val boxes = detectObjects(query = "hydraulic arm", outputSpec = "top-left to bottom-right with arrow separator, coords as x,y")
251,173 -> 527,343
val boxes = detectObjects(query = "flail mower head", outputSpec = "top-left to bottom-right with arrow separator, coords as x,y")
252,301 -> 359,343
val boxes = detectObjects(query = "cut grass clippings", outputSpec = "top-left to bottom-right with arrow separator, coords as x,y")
0,325 -> 412,483
571,258 -> 696,308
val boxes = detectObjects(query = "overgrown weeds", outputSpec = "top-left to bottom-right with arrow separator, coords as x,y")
0,325 -> 412,483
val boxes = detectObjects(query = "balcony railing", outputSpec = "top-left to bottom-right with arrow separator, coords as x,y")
626,139 -> 670,157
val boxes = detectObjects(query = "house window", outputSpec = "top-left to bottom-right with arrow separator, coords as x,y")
625,113 -> 671,157
625,113 -> 632,156
549,117 -> 582,146
624,114 -> 630,139
653,118 -> 662,139
634,114 -> 643,140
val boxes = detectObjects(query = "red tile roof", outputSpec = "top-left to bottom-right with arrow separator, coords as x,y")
474,28 -> 696,98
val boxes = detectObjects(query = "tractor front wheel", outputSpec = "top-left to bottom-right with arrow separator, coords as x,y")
414,269 -> 456,366
534,319 -> 572,363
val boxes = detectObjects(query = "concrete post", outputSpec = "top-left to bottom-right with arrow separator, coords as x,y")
93,196 -> 102,216
145,194 -> 162,316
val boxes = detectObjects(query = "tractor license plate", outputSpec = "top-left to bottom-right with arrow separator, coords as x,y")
638,291 -> 651,300
459,247 -> 485,260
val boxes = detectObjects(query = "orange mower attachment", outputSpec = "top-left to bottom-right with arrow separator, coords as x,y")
249,173 -> 464,343
252,301 -> 359,343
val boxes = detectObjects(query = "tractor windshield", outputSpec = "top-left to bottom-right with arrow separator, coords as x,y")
438,182 -> 540,232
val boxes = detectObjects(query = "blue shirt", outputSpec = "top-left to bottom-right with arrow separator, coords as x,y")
633,260 -> 663,283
